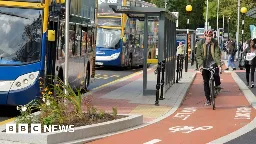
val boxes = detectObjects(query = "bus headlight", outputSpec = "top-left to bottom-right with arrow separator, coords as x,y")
10,71 -> 39,91
23,79 -> 28,84
29,74 -> 35,80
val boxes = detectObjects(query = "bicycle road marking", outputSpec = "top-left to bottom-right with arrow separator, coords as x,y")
173,107 -> 197,120
143,139 -> 162,144
235,107 -> 251,119
169,126 -> 213,133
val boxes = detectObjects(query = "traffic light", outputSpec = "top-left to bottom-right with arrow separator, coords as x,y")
218,28 -> 224,37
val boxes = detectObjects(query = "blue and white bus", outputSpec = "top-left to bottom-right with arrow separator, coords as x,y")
0,0 -> 96,106
95,0 -> 157,68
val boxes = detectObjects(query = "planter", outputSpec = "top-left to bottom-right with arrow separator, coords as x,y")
0,114 -> 143,144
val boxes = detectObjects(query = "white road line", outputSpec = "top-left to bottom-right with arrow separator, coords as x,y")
209,71 -> 256,143
144,139 -> 162,144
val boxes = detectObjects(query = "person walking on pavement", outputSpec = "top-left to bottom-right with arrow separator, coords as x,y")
177,42 -> 185,56
225,39 -> 237,71
196,30 -> 222,106
243,38 -> 256,88
176,42 -> 185,67
194,39 -> 199,70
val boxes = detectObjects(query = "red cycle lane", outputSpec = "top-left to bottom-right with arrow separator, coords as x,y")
88,73 -> 256,144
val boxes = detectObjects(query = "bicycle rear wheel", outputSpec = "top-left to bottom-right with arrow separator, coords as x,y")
210,79 -> 216,110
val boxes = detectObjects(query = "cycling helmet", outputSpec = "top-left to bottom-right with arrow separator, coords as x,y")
204,30 -> 213,37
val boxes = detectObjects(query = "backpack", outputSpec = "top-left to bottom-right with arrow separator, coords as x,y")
227,41 -> 237,55
233,48 -> 238,55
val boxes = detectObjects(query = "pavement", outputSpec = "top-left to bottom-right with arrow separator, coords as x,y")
83,64 -> 196,124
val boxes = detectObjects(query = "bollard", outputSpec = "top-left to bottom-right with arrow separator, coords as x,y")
160,60 -> 165,100
155,62 -> 161,106
176,55 -> 180,83
180,55 -> 184,78
179,55 -> 182,80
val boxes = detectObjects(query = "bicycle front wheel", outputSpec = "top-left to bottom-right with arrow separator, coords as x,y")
210,79 -> 216,110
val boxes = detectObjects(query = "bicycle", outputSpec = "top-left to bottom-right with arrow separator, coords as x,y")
201,66 -> 219,110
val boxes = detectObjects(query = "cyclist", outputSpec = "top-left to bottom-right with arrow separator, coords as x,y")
196,30 -> 222,106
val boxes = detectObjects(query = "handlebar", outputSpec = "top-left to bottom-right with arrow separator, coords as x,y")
200,67 -> 218,76
200,67 -> 217,71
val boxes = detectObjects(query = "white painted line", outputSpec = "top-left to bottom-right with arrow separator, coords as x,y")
169,126 -> 213,134
144,139 -> 162,144
173,107 -> 197,120
209,71 -> 256,143
234,107 -> 251,120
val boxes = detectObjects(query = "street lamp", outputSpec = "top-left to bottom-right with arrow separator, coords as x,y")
185,5 -> 192,72
239,7 -> 247,70
228,17 -> 230,41
241,7 -> 247,45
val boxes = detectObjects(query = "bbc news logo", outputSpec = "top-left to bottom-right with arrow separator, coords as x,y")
6,124 -> 75,134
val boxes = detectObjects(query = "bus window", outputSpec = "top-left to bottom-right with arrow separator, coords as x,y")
58,23 -> 65,59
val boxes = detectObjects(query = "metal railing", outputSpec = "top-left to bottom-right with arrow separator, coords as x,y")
155,60 -> 166,106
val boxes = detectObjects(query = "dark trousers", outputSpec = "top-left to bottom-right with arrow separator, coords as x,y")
195,59 -> 198,69
194,52 -> 198,69
202,68 -> 221,101
245,64 -> 256,83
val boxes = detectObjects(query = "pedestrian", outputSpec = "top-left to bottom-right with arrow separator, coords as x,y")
177,42 -> 185,56
194,39 -> 199,70
177,41 -> 185,62
243,38 -> 256,88
225,39 -> 237,70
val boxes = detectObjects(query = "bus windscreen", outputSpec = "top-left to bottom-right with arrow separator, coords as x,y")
0,7 -> 42,65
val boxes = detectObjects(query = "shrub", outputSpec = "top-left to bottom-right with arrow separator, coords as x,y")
15,76 -> 119,129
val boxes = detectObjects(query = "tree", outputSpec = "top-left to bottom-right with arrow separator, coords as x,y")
203,0 -> 256,40
143,0 -> 165,8
167,0 -> 205,29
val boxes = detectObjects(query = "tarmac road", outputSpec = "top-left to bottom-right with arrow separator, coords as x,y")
88,66 -> 144,91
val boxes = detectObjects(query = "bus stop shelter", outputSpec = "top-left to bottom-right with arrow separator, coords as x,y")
109,5 -> 177,96
246,7 -> 256,18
